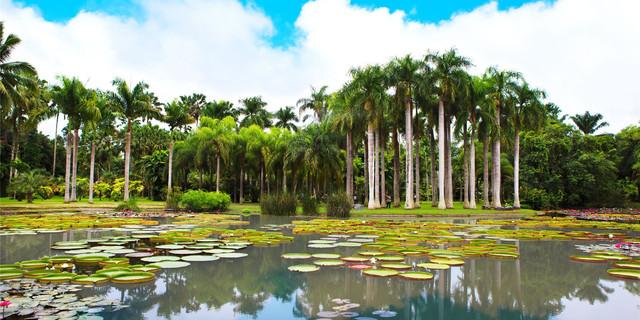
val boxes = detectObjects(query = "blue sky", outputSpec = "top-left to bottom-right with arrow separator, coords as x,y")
18,0 -> 544,46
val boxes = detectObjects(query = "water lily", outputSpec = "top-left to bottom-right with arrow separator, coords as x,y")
1,300 -> 10,318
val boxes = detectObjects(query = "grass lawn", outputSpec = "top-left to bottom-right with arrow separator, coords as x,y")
0,197 -> 536,216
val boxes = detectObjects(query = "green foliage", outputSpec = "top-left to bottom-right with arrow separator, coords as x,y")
115,198 -> 141,212
301,194 -> 318,216
523,188 -> 562,210
94,182 -> 112,200
326,192 -> 352,217
8,170 -> 48,203
111,179 -> 144,200
260,193 -> 297,216
180,190 -> 231,212
37,186 -> 53,200
165,188 -> 182,210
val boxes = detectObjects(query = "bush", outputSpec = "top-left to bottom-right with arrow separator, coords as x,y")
260,193 -> 297,216
301,194 -> 318,216
165,188 -> 182,210
326,192 -> 352,217
115,198 -> 141,212
111,179 -> 144,200
37,186 -> 53,200
94,182 -> 112,200
180,190 -> 231,212
524,188 -> 562,210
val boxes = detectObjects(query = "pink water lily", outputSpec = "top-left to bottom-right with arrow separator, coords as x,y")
0,300 -> 10,307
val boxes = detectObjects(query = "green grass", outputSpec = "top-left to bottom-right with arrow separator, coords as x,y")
0,197 -> 536,216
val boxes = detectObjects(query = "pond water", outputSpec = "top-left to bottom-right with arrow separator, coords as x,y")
1,215 -> 639,320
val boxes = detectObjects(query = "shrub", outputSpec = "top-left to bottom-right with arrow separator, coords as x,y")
94,182 -> 112,200
524,188 -> 562,210
301,194 -> 318,216
165,188 -> 182,210
111,179 -> 144,200
115,198 -> 141,212
326,192 -> 352,217
260,193 -> 297,216
241,208 -> 251,214
180,190 -> 231,212
37,186 -> 53,200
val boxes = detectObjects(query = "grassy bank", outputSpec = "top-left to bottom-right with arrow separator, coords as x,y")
0,197 -> 536,216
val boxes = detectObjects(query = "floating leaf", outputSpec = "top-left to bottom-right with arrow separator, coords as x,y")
380,263 -> 412,270
288,264 -> 320,272
141,256 -> 180,263
111,272 -> 155,284
398,271 -> 434,280
313,259 -> 345,267
281,253 -> 312,260
181,255 -> 220,262
607,268 -> 640,280
417,263 -> 450,270
148,261 -> 191,269
363,269 -> 399,277
311,253 -> 341,259
216,252 -> 248,259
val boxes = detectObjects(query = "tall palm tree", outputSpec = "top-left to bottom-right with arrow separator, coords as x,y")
202,100 -> 238,120
239,96 -> 272,128
51,77 -> 98,202
297,85 -> 329,122
163,99 -> 194,195
387,55 -> 421,209
350,65 -> 386,209
109,79 -> 158,201
570,111 -> 609,135
511,81 -> 545,208
198,116 -> 236,192
180,93 -> 206,126
274,106 -> 299,131
484,67 -> 521,208
426,49 -> 471,209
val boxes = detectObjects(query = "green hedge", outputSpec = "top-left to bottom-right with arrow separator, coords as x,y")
180,190 -> 231,212
326,192 -> 352,217
260,193 -> 297,216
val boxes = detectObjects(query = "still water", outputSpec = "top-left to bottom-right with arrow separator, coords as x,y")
1,215 -> 638,320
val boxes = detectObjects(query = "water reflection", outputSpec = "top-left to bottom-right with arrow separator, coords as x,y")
1,216 -> 639,319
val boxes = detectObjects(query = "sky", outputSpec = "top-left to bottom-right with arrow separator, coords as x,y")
2,0 -> 639,136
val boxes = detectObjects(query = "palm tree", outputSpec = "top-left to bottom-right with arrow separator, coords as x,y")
387,55 -> 421,209
484,67 -> 521,208
426,49 -> 471,209
239,96 -> 272,128
199,116 -> 236,192
180,93 -> 207,126
163,99 -> 194,195
109,79 -> 158,201
571,111 -> 609,135
202,100 -> 238,120
297,86 -> 329,122
350,65 -> 386,209
84,90 -> 103,204
8,169 -> 47,203
274,106 -> 299,131
511,81 -> 545,208
51,77 -> 98,202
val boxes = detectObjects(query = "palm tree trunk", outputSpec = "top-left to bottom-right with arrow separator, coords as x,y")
374,129 -> 380,208
88,141 -> 95,204
283,162 -> 287,193
367,123 -> 376,209
463,123 -> 470,208
64,131 -> 72,203
167,140 -> 174,194
52,112 -> 59,176
380,126 -> 386,208
405,98 -> 414,209
346,130 -> 353,198
437,99 -> 446,209
124,120 -> 132,201
71,128 -> 79,202
483,135 -> 490,208
414,137 -> 420,207
239,166 -> 244,203
513,127 -> 521,209
492,105 -> 502,208
429,128 -> 437,207
216,153 -> 221,192
392,128 -> 400,207
469,125 -> 477,208
9,126 -> 18,181
260,162 -> 264,196
364,139 -> 368,204
445,114 -> 454,208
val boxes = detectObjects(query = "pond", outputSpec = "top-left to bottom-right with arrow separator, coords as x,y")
1,215 -> 639,320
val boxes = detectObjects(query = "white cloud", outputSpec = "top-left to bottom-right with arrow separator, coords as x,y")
1,0 -> 638,135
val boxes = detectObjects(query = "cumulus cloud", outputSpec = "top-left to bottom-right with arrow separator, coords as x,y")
1,0 -> 638,135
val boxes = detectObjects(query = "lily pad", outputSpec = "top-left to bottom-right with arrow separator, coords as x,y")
430,258 -> 465,266
169,249 -> 202,255
358,251 -> 384,257
181,255 -> 220,262
37,272 -> 77,283
311,253 -> 341,259
340,256 -> 370,263
288,264 -> 320,272
111,272 -> 155,284
72,275 -> 110,285
363,269 -> 399,277
313,259 -> 345,267
417,262 -> 450,270
148,261 -> 191,269
281,253 -> 312,260
308,243 -> 337,249
570,255 -> 608,263
0,269 -> 23,280
398,271 -> 434,280
376,255 -> 405,262
348,264 -> 372,270
380,263 -> 412,270
607,268 -> 640,280
216,252 -> 248,259
614,261 -> 640,270
141,256 -> 181,263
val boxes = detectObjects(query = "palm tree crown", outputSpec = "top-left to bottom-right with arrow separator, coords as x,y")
274,106 -> 298,131
571,111 -> 609,135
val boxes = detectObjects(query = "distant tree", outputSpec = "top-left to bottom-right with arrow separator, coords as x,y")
8,169 -> 47,203
297,86 -> 329,122
239,96 -> 271,128
274,106 -> 298,131
202,100 -> 238,120
571,111 -> 609,135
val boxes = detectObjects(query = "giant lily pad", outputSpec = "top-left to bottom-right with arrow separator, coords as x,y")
363,269 -> 399,277
216,252 -> 248,259
376,256 -> 405,262
417,263 -> 450,270
380,263 -> 412,270
0,269 -> 23,280
312,253 -> 341,259
72,274 -> 109,285
607,268 -> 640,280
281,253 -> 312,260
398,271 -> 434,280
37,272 -> 77,283
430,258 -> 464,266
341,256 -> 370,263
141,256 -> 181,263
181,255 -> 220,262
614,261 -> 640,270
111,272 -> 155,284
148,261 -> 191,269
570,255 -> 608,263
288,264 -> 320,272
313,259 -> 345,267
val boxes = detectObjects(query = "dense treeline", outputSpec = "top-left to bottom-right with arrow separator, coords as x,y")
1,22 -> 638,209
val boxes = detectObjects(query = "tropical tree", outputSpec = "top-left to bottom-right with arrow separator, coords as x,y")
571,111 -> 609,135
8,169 -> 47,203
387,55 -> 421,209
484,67 -> 521,208
350,65 -> 386,209
199,116 -> 236,191
511,81 -> 546,208
109,79 -> 158,201
239,96 -> 272,128
163,99 -> 194,195
0,21 -> 37,119
426,49 -> 471,209
84,90 -> 104,203
297,86 -> 329,122
202,100 -> 238,120
180,93 -> 207,126
274,106 -> 299,131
